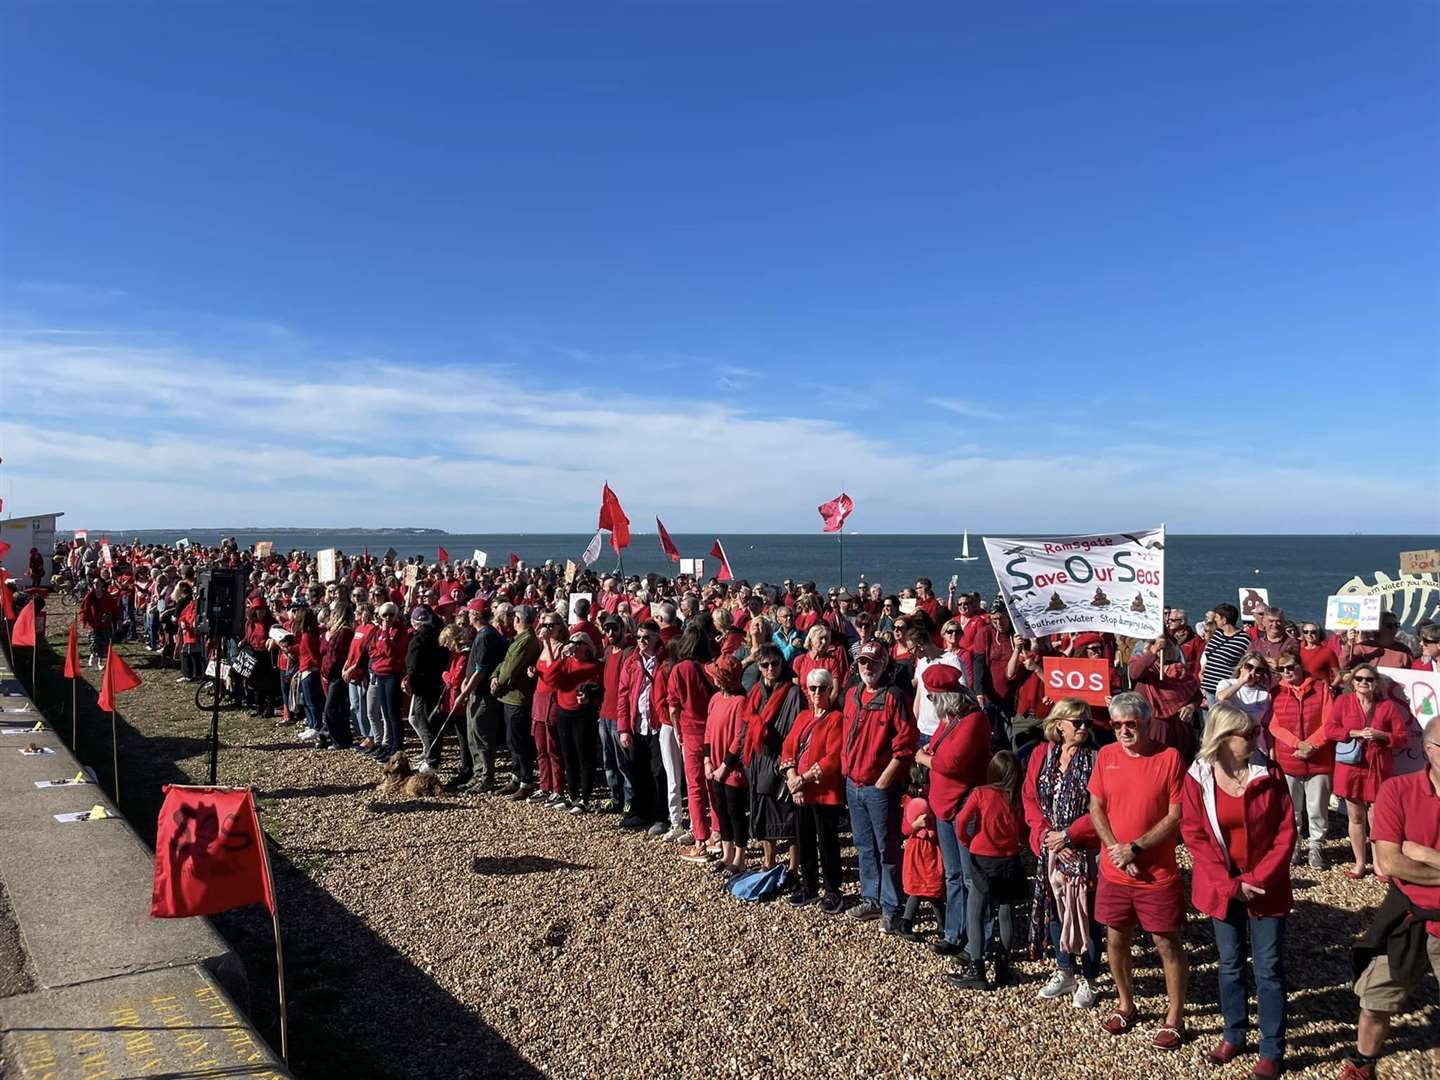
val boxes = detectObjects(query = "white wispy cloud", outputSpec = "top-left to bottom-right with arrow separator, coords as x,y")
927,397 -> 1006,421
0,323 -> 1433,533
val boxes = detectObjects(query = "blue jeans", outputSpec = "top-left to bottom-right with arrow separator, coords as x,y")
1049,908 -> 1102,979
300,672 -> 326,733
373,674 -> 402,753
935,816 -> 969,945
845,779 -> 903,917
597,716 -> 630,807
1213,902 -> 1287,1060
349,682 -> 370,739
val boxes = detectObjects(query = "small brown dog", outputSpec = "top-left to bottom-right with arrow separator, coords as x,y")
377,752 -> 443,798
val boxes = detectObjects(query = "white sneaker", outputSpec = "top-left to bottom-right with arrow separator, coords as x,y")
1038,970 -> 1078,1000
296,727 -> 319,742
662,825 -> 688,843
1072,977 -> 1099,1009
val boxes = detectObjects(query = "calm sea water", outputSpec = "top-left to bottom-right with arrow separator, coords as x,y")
101,531 -> 1438,626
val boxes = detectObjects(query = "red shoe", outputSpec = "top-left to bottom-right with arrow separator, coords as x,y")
1338,1061 -> 1373,1080
1152,1024 -> 1186,1051
1207,1040 -> 1244,1066
1251,1057 -> 1281,1079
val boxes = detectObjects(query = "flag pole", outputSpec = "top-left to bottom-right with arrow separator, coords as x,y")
71,617 -> 79,750
249,790 -> 289,1063
110,708 -> 120,804
838,533 -> 844,592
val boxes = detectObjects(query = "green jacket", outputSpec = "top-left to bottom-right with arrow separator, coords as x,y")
493,629 -> 541,707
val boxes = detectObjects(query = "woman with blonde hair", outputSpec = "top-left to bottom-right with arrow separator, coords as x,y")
1324,664 -> 1410,880
1022,698 -> 1104,1008
1180,703 -> 1295,1079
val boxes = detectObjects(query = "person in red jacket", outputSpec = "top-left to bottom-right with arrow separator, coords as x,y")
781,666 -> 846,912
615,620 -> 676,835
704,655 -> 751,880
950,750 -> 1027,990
1269,651 -> 1334,871
915,663 -> 990,957
792,624 -> 849,692
670,626 -> 718,863
597,618 -> 633,813
546,636 -> 605,812
899,790 -> 945,941
1412,624 -> 1440,671
841,640 -> 919,932
1180,703 -> 1296,1080
1326,664 -> 1413,881
366,602 -> 412,759
1298,623 -> 1342,687
1128,635 -> 1201,760
1023,699 -> 1104,1009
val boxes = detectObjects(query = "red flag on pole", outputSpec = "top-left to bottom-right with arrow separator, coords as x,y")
709,539 -> 733,583
656,517 -> 681,563
151,785 -> 274,918
437,546 -> 450,563
0,540 -> 11,560
507,552 -> 521,568
64,620 -> 80,678
818,492 -> 854,533
0,577 -> 15,621
12,601 -> 36,647
598,484 -> 631,553
98,646 -> 143,712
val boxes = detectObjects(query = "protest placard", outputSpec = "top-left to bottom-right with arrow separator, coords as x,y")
898,597 -> 918,615
316,548 -> 338,583
472,549 -> 488,567
1399,549 -> 1440,575
680,558 -> 705,577
1238,587 -> 1269,623
1324,594 -> 1382,632
403,563 -> 419,588
1042,657 -> 1111,706
1378,666 -> 1434,776
254,541 -> 274,558
567,592 -> 593,624
984,529 -> 1164,639
564,560 -> 578,585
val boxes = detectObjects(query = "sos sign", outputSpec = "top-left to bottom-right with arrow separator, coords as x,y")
1042,657 -> 1110,706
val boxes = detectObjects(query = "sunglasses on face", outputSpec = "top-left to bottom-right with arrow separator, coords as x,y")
806,683 -> 828,693
1353,675 -> 1376,684
1277,664 -> 1299,673
1244,663 -> 1267,672
758,660 -> 780,669
942,628 -> 962,636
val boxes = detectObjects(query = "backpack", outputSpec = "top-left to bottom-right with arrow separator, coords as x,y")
727,865 -> 791,902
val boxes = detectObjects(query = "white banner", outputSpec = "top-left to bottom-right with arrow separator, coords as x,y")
983,528 -> 1164,639
581,531 -> 604,568
316,548 -> 338,583
679,558 -> 704,577
1378,666 -> 1435,777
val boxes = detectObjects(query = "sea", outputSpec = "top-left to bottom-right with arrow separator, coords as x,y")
94,531 -> 1439,628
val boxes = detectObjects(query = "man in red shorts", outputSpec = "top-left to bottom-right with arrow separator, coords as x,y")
1088,691 -> 1189,1050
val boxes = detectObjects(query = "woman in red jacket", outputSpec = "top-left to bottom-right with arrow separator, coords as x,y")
543,635 -> 605,813
292,606 -> 326,744
1179,703 -> 1296,1080
704,655 -> 751,880
915,664 -> 992,957
320,606 -> 356,750
670,626 -> 718,862
780,666 -> 845,912
1268,650 -> 1333,871
1324,664 -> 1411,880
531,615 -> 569,807
243,597 -> 277,718
792,624 -> 849,693
1023,698 -> 1103,1009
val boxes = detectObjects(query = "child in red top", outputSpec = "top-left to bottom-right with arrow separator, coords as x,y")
900,783 -> 945,941
952,751 -> 1028,990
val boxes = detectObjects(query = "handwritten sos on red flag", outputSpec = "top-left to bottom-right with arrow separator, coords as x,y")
1042,657 -> 1111,706
151,786 -> 274,918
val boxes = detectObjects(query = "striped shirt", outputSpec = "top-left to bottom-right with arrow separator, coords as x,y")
1201,629 -> 1251,696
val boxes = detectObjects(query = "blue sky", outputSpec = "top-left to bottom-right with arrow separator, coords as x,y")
1,2 -> 1437,533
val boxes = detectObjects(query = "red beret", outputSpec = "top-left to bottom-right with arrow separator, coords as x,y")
921,664 -> 963,693
1072,632 -> 1105,651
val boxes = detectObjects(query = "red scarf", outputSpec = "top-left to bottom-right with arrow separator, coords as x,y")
742,678 -> 794,765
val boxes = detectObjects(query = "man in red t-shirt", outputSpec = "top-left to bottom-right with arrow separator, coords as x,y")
1088,691 -> 1188,1051
1342,714 -> 1440,1080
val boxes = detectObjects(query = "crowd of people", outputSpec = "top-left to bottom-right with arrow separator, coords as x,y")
19,536 -> 1440,1080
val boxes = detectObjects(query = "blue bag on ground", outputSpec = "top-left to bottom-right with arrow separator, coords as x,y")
727,865 -> 789,901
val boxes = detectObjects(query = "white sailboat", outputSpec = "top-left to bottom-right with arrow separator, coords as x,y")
954,529 -> 979,562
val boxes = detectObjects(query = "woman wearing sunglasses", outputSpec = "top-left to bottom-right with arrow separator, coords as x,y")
1269,650 -> 1335,870
1325,665 -> 1411,880
1215,652 -> 1275,755
1180,703 -> 1296,1080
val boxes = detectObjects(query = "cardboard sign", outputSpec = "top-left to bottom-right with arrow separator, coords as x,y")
254,541 -> 274,558
1325,594 -> 1382,632
1042,656 -> 1111,706
1400,549 -> 1440,575
316,548 -> 338,583
984,528 -> 1164,640
1378,666 -> 1435,777
898,597 -> 918,615
679,558 -> 705,577
472,549 -> 488,568
564,560 -> 578,585
403,564 -> 419,588
1238,587 -> 1269,623
567,592 -> 593,624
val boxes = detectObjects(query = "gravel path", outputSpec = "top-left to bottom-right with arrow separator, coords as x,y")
34,607 -> 1439,1079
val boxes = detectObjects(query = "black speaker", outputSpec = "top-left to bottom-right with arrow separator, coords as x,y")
195,568 -> 247,639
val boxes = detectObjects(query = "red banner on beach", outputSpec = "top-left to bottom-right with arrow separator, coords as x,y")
151,786 -> 274,918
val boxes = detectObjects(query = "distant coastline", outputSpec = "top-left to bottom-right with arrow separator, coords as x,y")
84,527 -> 450,536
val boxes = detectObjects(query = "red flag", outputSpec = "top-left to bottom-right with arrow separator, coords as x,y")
709,539 -> 733,583
0,577 -> 14,621
656,517 -> 681,563
598,483 -> 631,553
0,540 -> 11,560
12,602 -> 36,647
151,785 -> 274,918
437,546 -> 450,563
98,646 -> 143,712
64,620 -> 80,679
818,492 -> 854,533
508,552 -> 520,568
